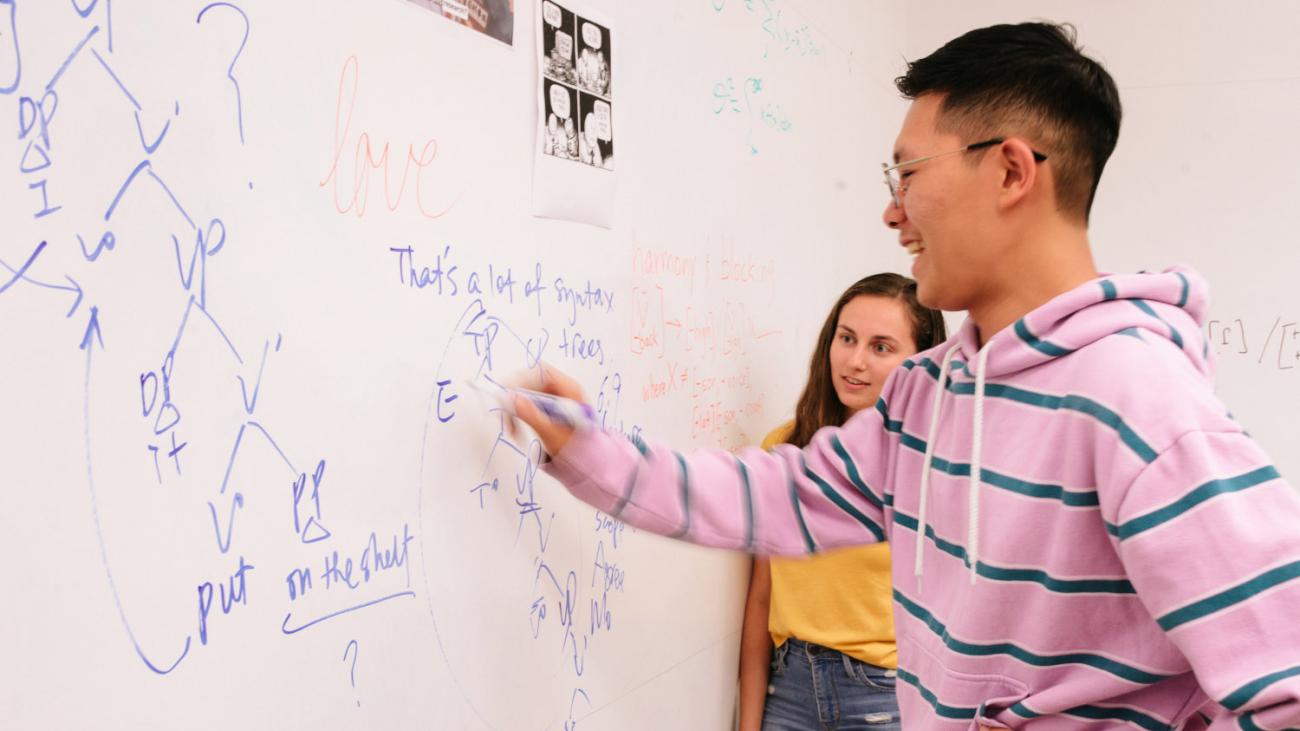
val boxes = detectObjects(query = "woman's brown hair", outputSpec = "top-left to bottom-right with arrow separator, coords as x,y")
785,273 -> 947,448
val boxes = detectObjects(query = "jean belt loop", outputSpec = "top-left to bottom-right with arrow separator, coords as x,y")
773,640 -> 788,667
841,652 -> 856,679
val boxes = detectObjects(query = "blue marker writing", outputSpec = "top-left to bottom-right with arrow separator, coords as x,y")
465,380 -> 596,430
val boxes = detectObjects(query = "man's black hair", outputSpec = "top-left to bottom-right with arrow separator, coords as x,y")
896,22 -> 1122,221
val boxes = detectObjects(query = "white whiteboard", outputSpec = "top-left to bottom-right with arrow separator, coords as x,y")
0,1 -> 897,729
4,2 -> 1297,729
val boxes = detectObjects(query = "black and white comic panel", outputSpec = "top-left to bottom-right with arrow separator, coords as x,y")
575,16 -> 611,99
543,78 -> 581,161
578,92 -> 614,171
541,0 -> 577,85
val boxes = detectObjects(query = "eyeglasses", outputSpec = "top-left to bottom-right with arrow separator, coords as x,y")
881,137 -> 1048,208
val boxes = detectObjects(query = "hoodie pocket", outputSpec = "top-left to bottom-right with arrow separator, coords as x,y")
900,637 -> 1029,729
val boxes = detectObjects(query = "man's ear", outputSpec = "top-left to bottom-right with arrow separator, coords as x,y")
996,137 -> 1041,211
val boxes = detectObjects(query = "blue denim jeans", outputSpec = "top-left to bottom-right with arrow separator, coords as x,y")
762,638 -> 901,731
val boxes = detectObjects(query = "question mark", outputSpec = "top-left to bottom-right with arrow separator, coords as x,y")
196,2 -> 249,145
342,639 -> 359,707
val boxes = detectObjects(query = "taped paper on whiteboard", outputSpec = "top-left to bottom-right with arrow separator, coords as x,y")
532,0 -> 615,228
404,0 -> 514,46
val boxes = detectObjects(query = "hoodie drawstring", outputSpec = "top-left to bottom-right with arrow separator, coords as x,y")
968,346 -> 990,584
914,345 -> 957,588
913,343 -> 990,588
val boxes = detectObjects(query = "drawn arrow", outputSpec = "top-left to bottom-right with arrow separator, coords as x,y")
79,305 -> 104,351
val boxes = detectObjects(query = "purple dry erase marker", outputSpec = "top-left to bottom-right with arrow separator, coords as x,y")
465,380 -> 596,429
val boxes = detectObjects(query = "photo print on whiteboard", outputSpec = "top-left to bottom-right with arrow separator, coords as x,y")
405,0 -> 515,45
578,92 -> 613,170
542,78 -> 580,161
541,0 -> 577,84
532,0 -> 616,227
575,17 -> 611,99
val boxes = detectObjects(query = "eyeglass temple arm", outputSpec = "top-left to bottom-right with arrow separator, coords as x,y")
968,137 -> 1048,161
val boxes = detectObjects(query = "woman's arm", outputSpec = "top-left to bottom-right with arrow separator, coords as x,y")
738,558 -> 773,731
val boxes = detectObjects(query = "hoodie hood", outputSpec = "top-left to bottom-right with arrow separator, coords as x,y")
945,266 -> 1213,382
913,266 -> 1214,586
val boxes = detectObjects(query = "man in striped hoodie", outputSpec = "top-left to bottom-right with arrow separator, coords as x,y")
515,22 -> 1300,730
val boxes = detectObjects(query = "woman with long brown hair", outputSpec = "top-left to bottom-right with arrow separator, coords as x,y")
738,273 -> 945,731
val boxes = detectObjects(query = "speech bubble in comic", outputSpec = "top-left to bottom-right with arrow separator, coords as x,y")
582,22 -> 602,50
556,31 -> 572,59
543,2 -> 562,27
550,84 -> 572,119
593,99 -> 611,141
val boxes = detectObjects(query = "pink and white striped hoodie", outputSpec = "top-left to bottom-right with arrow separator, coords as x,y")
543,267 -> 1300,730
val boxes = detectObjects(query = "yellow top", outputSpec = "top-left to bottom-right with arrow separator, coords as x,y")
763,422 -> 897,668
